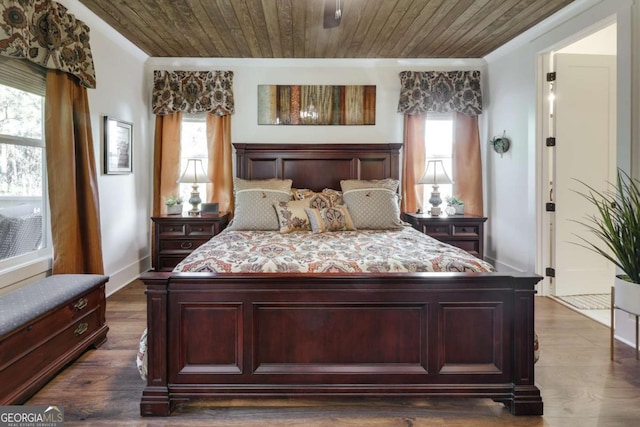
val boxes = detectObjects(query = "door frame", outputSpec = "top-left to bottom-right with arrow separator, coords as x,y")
535,18 -> 619,297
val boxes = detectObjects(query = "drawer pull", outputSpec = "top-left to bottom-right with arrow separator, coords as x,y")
180,242 -> 193,249
194,227 -> 203,232
74,298 -> 88,311
74,322 -> 89,336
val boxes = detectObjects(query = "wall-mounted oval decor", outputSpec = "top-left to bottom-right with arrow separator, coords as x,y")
490,131 -> 511,157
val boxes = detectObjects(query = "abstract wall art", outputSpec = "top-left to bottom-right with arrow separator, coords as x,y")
258,85 -> 376,125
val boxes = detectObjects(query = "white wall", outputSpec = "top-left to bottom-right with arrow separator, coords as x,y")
483,0 -> 635,273
556,22 -> 616,55
484,0 -> 639,347
57,0 -> 151,295
144,58 -> 486,146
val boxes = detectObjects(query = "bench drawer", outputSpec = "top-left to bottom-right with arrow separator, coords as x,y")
0,286 -> 104,371
0,308 -> 102,396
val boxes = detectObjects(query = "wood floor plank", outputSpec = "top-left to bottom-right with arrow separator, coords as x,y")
23,280 -> 640,426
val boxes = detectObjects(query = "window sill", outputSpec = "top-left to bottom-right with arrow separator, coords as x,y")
0,252 -> 52,293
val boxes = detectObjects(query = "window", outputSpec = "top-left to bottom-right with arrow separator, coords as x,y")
423,113 -> 454,202
178,115 -> 208,211
0,57 -> 49,268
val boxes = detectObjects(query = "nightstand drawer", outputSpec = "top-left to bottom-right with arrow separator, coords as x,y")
156,255 -> 188,271
448,239 -> 480,257
452,224 -> 480,237
186,222 -> 217,236
160,238 -> 209,252
152,213 -> 230,271
401,213 -> 487,259
423,224 -> 451,237
158,223 -> 186,236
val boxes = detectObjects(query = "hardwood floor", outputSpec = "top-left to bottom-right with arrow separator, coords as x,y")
26,280 -> 640,426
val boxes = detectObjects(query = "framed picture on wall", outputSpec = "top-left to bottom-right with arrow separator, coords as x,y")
104,116 -> 133,174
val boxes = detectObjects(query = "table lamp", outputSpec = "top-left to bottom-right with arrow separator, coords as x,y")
418,159 -> 452,216
177,158 -> 211,216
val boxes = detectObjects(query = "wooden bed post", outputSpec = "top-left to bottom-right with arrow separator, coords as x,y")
499,276 -> 543,415
140,272 -> 171,416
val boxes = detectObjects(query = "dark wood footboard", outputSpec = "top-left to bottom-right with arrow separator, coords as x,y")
140,271 -> 542,416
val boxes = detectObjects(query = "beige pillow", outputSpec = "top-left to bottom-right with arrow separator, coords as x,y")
273,199 -> 311,233
234,177 -> 293,193
305,206 -> 356,233
340,178 -> 399,192
227,189 -> 292,230
228,178 -> 294,231
342,188 -> 405,230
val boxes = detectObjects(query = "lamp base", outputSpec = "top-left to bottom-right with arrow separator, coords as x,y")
429,206 -> 442,216
429,185 -> 443,216
188,184 -> 202,216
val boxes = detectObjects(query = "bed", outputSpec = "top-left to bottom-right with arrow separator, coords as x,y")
139,143 -> 542,417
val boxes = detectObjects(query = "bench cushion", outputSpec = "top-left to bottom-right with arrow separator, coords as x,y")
0,274 -> 108,337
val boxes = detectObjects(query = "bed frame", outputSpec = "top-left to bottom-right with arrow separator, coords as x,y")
140,143 -> 542,416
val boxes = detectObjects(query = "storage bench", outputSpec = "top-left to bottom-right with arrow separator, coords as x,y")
0,274 -> 109,404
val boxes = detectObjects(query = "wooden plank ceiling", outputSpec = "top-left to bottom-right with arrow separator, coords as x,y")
78,0 -> 574,58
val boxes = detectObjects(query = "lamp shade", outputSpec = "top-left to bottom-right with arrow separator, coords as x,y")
418,160 -> 453,185
177,158 -> 211,184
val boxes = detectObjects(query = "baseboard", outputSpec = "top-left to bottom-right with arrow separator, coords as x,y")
105,256 -> 151,297
485,256 -> 525,274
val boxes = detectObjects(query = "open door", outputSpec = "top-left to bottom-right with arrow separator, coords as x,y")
551,53 -> 616,296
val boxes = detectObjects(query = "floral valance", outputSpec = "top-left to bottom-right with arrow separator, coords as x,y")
152,70 -> 235,116
397,71 -> 482,116
0,0 -> 96,88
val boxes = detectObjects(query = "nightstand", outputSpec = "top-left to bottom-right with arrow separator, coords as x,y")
401,212 -> 487,259
151,213 -> 230,271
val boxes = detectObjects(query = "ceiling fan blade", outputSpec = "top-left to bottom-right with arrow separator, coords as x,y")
323,0 -> 342,28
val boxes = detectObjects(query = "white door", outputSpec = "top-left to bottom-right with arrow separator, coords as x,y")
552,53 -> 616,296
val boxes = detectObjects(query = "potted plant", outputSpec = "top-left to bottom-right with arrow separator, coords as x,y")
165,195 -> 183,215
574,169 -> 640,314
446,196 -> 465,215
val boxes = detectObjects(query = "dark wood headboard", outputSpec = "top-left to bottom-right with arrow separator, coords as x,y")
233,143 -> 401,191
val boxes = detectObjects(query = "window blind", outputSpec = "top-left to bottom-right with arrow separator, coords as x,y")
0,56 -> 46,96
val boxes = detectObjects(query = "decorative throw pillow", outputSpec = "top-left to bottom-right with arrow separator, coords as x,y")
342,188 -> 405,230
340,178 -> 399,192
322,188 -> 344,206
305,206 -> 356,233
234,177 -> 293,193
292,188 -> 341,209
292,188 -> 314,200
227,178 -> 293,231
228,189 -> 292,230
273,199 -> 311,233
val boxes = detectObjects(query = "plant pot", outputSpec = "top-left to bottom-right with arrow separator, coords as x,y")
166,204 -> 183,215
454,204 -> 464,215
615,275 -> 640,314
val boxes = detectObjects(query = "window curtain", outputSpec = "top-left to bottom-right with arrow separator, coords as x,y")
401,114 -> 426,214
152,113 -> 182,216
45,69 -> 103,274
206,114 -> 234,215
0,1 -> 96,88
1,0 -> 102,274
398,70 -> 483,215
152,70 -> 234,215
453,112 -> 483,216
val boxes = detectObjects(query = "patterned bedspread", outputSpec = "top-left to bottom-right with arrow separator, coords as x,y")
174,226 -> 494,273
